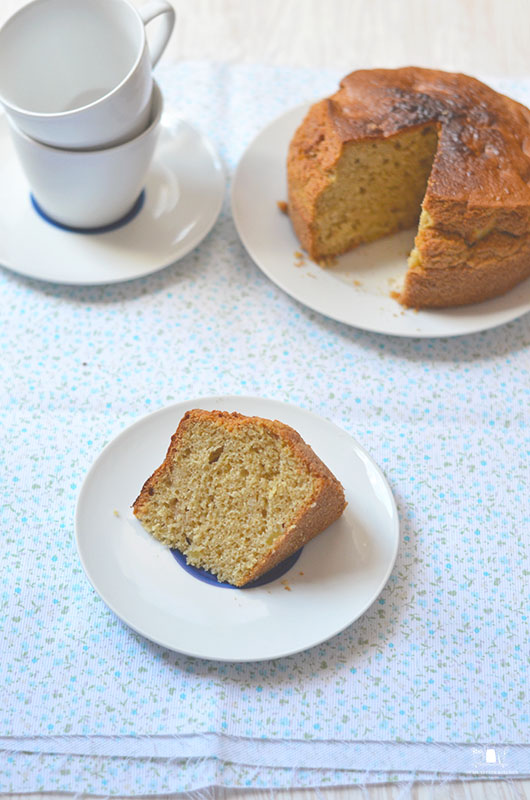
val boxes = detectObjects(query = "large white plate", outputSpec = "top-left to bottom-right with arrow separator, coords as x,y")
231,104 -> 530,338
75,396 -> 399,662
0,110 -> 224,285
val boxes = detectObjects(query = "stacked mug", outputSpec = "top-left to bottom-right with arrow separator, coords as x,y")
0,0 -> 175,230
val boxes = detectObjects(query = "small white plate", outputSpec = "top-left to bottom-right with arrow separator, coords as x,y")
232,104 -> 530,338
75,396 -> 399,662
0,111 -> 224,285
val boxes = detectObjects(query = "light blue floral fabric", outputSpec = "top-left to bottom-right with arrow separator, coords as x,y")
1,63 -> 530,793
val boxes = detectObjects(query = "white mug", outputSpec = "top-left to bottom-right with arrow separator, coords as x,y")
0,0 -> 174,149
9,81 -> 163,230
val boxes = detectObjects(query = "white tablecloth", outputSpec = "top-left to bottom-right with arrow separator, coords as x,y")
1,60 -> 530,795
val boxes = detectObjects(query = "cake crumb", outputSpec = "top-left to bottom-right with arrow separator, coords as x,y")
284,585 -> 292,591
299,571 -> 304,576
277,200 -> 288,215
353,280 -> 362,287
294,250 -> 306,268
113,509 -> 120,517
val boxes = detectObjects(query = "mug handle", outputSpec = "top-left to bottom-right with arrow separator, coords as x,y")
138,0 -> 176,67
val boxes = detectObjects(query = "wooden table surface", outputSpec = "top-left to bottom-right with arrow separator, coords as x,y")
0,1 -> 529,798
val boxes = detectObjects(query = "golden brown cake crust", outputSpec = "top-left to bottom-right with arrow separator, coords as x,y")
287,67 -> 530,308
401,228 -> 530,307
133,409 -> 347,586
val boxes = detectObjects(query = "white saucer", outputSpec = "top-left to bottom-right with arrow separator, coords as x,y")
232,104 -> 530,338
0,112 -> 225,285
75,396 -> 399,662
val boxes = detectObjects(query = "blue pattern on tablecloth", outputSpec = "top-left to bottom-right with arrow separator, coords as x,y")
1,62 -> 530,792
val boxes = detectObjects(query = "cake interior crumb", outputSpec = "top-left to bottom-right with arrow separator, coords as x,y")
135,417 -> 319,586
313,125 -> 438,264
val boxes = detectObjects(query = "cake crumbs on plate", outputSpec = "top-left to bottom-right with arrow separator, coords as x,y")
294,250 -> 306,268
113,509 -> 120,517
277,200 -> 288,215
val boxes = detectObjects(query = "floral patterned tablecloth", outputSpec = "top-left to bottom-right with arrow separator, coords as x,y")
1,62 -> 529,793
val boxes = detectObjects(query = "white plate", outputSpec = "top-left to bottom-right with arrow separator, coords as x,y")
231,104 -> 530,338
75,396 -> 399,662
0,111 -> 224,285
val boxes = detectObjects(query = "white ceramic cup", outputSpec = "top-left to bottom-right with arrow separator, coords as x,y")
9,81 -> 163,230
0,0 -> 174,149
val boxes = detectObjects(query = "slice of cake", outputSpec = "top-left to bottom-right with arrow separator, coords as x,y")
133,409 -> 346,587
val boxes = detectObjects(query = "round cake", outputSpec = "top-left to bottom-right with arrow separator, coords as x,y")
287,67 -> 530,308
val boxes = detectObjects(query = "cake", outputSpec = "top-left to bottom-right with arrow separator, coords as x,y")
133,409 -> 346,587
287,67 -> 530,308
